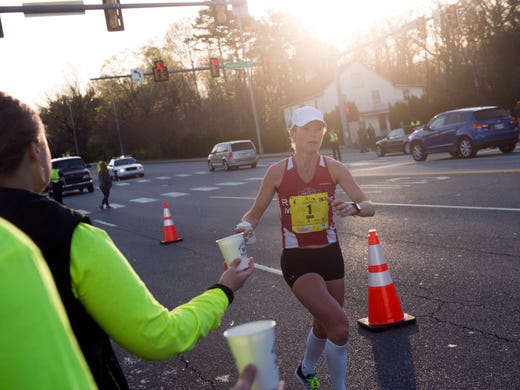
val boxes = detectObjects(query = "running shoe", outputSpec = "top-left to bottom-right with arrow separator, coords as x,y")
295,363 -> 320,390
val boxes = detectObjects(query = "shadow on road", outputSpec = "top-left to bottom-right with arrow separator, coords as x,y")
358,324 -> 419,390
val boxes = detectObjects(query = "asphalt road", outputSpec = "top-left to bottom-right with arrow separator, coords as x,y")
62,148 -> 520,390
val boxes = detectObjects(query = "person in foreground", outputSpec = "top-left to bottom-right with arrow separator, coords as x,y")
0,91 -> 254,389
237,106 -> 375,390
0,217 -> 97,389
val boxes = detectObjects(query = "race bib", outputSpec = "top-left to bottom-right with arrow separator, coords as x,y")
290,192 -> 329,233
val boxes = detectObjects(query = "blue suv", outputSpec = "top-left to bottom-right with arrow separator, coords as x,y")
409,106 -> 519,161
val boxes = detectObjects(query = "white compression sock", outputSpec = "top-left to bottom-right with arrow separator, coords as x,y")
301,329 -> 326,376
325,339 -> 347,390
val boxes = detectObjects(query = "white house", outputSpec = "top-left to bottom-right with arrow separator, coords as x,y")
283,62 -> 423,145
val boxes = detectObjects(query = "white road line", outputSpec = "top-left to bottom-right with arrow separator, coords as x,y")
106,203 -> 125,209
254,263 -> 283,276
191,186 -> 220,191
208,196 -> 520,212
215,182 -> 246,186
161,192 -> 189,198
93,219 -> 117,227
376,202 -> 520,212
130,197 -> 159,203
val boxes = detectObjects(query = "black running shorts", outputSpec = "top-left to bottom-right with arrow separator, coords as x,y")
280,241 -> 345,288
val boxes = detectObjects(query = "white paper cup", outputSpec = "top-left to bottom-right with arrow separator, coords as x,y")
236,221 -> 256,245
216,233 -> 249,271
223,320 -> 279,390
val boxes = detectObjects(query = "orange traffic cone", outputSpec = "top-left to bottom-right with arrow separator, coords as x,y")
160,202 -> 183,244
358,229 -> 415,332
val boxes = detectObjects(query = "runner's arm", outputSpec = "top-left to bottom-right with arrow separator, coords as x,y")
241,162 -> 282,228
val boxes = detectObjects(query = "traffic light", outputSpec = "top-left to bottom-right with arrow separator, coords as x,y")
416,16 -> 426,39
103,0 -> 124,32
446,4 -> 458,29
262,55 -> 270,73
153,60 -> 169,82
209,58 -> 220,78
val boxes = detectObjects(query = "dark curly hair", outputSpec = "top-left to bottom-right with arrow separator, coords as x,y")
0,92 -> 44,175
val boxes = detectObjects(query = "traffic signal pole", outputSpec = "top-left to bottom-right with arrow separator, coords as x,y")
236,9 -> 263,154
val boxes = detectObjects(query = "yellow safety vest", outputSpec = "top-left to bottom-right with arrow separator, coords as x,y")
50,168 -> 61,183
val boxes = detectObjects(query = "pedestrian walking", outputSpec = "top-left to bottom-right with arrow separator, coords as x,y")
366,124 -> 376,151
0,91 -> 254,389
236,106 -> 375,390
98,161 -> 112,209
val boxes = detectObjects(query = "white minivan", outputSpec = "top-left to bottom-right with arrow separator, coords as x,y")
208,140 -> 258,171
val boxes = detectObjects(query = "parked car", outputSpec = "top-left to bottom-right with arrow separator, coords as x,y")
48,156 -> 93,194
208,140 -> 258,171
107,156 -> 144,179
375,126 -> 415,157
409,106 -> 519,161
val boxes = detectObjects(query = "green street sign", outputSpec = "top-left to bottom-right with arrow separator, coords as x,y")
224,61 -> 252,70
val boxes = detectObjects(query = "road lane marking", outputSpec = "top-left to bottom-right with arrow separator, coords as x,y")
208,196 -> 520,212
161,192 -> 189,198
215,182 -> 246,186
93,219 -> 117,227
353,168 -> 520,177
130,197 -> 159,203
191,186 -> 220,191
254,263 -> 283,276
376,202 -> 520,212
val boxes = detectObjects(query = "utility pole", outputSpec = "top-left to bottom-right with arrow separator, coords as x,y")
235,6 -> 263,154
66,100 -> 79,155
108,82 -> 124,156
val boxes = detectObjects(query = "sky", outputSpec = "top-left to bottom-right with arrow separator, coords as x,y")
0,0 -> 439,109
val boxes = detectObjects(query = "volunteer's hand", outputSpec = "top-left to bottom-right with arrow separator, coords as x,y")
218,257 -> 254,293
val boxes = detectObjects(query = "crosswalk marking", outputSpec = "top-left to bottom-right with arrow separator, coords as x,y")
161,192 -> 189,198
130,197 -> 159,203
191,186 -> 219,191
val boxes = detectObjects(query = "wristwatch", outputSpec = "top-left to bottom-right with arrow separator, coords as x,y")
352,202 -> 361,214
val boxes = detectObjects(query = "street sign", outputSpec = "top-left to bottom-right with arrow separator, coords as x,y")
131,68 -> 144,83
224,61 -> 252,70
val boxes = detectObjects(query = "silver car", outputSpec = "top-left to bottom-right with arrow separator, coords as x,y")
208,140 -> 258,171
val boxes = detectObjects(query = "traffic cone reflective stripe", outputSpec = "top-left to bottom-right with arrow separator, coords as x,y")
161,202 -> 183,244
358,229 -> 415,332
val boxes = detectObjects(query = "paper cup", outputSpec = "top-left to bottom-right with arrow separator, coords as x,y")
236,221 -> 256,245
216,233 -> 249,270
223,320 -> 279,390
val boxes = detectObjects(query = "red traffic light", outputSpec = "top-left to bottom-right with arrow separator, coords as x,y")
209,57 -> 220,78
153,60 -> 169,82
262,55 -> 270,73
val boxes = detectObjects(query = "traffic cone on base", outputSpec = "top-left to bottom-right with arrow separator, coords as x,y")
160,202 -> 183,244
358,229 -> 415,332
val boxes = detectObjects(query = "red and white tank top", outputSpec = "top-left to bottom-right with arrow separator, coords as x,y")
277,155 -> 338,249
